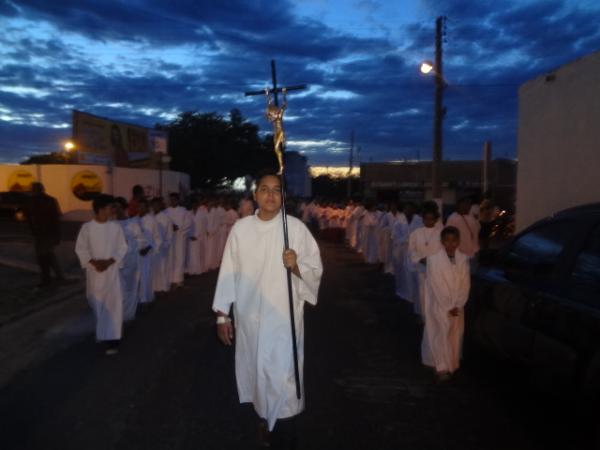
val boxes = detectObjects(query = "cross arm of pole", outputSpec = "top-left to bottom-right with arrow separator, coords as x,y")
244,84 -> 307,97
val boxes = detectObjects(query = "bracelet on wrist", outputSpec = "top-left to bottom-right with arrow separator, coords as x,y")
216,316 -> 231,325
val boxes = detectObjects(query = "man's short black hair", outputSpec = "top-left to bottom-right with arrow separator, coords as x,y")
422,201 -> 440,219
441,225 -> 460,240
93,194 -> 115,214
132,185 -> 144,196
114,196 -> 128,209
255,170 -> 281,190
169,192 -> 180,199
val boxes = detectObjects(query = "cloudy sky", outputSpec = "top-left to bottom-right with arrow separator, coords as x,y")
1,0 -> 599,165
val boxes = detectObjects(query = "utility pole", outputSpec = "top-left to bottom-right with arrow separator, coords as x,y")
431,16 -> 446,206
346,130 -> 354,199
482,141 -> 492,195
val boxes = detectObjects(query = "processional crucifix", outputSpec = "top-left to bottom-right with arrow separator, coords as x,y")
245,60 -> 307,399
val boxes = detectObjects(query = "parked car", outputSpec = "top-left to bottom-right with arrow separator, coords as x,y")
467,203 -> 600,402
0,191 -> 31,221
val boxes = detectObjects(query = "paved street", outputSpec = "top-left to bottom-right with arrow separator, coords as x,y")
0,241 -> 591,450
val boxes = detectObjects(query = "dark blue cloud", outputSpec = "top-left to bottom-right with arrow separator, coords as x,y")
0,0 -> 598,165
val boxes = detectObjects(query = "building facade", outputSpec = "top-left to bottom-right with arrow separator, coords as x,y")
360,159 -> 516,209
517,50 -> 600,230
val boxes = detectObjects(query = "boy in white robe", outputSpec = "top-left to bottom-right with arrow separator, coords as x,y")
408,207 -> 443,320
391,203 -> 423,306
166,193 -> 192,288
421,226 -> 471,381
138,199 -> 161,306
446,197 -> 481,257
186,197 -> 208,275
151,197 -> 173,294
213,173 -> 323,448
75,194 -> 128,355
114,197 -> 149,322
205,202 -> 221,270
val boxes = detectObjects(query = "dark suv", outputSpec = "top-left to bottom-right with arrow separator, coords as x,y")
467,203 -> 600,400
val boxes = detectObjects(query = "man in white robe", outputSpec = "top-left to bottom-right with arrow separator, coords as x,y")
421,226 -> 470,380
139,199 -> 161,305
75,194 -> 128,355
166,193 -> 192,288
186,197 -> 208,275
446,197 -> 481,257
151,197 -> 173,294
391,203 -> 423,307
212,173 -> 322,447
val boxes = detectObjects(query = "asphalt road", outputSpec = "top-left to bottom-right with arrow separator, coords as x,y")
0,241 -> 592,450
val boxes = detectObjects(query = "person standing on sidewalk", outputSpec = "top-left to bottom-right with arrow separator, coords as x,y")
27,182 -> 64,289
212,172 -> 323,449
75,194 -> 128,355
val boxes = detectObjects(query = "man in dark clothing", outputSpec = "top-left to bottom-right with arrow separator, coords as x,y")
28,182 -> 64,288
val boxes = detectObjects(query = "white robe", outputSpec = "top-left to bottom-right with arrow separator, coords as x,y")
187,206 -> 208,275
75,220 -> 128,341
139,213 -> 162,303
205,207 -> 221,270
377,212 -> 397,273
408,224 -> 444,319
212,211 -> 323,431
362,211 -> 380,264
152,210 -> 173,293
391,214 -> 423,305
446,212 -> 481,257
166,206 -> 193,284
421,249 -> 470,373
119,217 -> 146,321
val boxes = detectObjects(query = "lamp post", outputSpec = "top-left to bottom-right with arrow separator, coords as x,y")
421,16 -> 446,210
63,141 -> 76,163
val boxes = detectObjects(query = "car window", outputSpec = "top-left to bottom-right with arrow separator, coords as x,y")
569,224 -> 600,306
504,220 -> 573,279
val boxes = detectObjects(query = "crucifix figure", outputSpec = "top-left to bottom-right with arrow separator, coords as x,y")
265,87 -> 287,174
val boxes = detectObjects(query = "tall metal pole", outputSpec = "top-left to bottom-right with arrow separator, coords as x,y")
482,140 -> 492,195
432,16 -> 445,205
346,130 -> 354,199
271,59 -> 301,400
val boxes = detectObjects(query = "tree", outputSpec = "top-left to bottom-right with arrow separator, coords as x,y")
21,152 -> 75,165
157,109 -> 278,189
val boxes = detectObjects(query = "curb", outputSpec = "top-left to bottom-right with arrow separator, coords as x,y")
0,257 -> 40,273
0,283 -> 85,328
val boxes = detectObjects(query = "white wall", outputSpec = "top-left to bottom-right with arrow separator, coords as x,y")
0,164 -> 190,220
517,50 -> 600,231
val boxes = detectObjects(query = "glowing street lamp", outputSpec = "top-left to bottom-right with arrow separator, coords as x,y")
420,61 -> 434,75
64,141 -> 75,152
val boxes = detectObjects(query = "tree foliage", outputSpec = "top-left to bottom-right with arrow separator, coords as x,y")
157,109 -> 278,189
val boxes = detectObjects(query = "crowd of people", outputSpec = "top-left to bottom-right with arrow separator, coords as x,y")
299,196 -> 491,381
75,185 -> 253,355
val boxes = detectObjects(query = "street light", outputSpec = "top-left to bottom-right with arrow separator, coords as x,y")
420,61 -> 434,75
64,141 -> 75,152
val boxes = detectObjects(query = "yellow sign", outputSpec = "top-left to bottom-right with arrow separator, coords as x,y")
71,170 -> 103,201
7,169 -> 36,192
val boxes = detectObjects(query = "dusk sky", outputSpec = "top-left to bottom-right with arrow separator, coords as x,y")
1,0 -> 599,166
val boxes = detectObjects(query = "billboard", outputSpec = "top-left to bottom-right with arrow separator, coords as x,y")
72,110 -> 168,167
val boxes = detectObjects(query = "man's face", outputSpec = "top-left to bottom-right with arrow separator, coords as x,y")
253,175 -> 282,214
458,200 -> 471,215
169,196 -> 178,207
442,233 -> 460,254
423,213 -> 437,228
